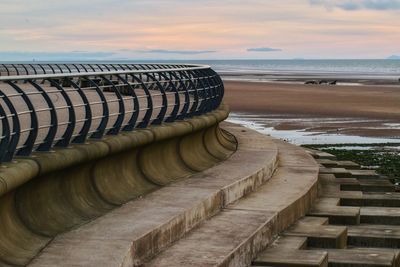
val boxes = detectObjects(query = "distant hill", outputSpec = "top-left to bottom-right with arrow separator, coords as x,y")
387,55 -> 400,60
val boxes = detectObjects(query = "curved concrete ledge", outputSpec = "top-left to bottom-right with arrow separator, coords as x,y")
0,104 -> 230,197
27,123 -> 279,267
0,104 -> 236,267
146,127 -> 320,267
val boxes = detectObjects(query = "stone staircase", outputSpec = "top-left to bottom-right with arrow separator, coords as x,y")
145,132 -> 320,266
252,149 -> 400,267
28,122 -> 321,267
28,122 -> 399,267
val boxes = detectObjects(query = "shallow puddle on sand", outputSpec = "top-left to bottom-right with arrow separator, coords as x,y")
227,113 -> 400,145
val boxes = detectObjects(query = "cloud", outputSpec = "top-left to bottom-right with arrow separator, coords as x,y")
137,49 -> 217,55
247,47 -> 282,52
0,1 -> 399,59
310,0 -> 400,11
364,0 -> 400,9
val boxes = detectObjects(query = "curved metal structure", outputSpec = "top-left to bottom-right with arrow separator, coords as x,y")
0,63 -> 224,163
0,63 -> 194,76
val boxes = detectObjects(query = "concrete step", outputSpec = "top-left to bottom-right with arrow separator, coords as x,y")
269,235 -> 308,250
320,168 -> 379,180
346,247 -> 400,266
361,207 -> 400,225
146,209 -> 277,267
337,161 -> 361,170
317,159 -> 360,169
317,159 -> 341,168
341,179 -> 396,192
320,167 -> 351,178
284,223 -> 348,249
341,192 -> 400,207
260,147 -> 400,267
252,248 -> 328,267
347,224 -> 400,248
297,216 -> 330,226
28,124 -> 279,267
308,199 -> 360,225
305,148 -> 337,160
224,140 -> 319,234
349,169 -> 380,179
318,174 -> 362,199
145,139 -> 320,266
227,165 -> 320,232
312,248 -> 398,267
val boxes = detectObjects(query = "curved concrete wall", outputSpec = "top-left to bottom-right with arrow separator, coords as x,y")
0,104 -> 236,267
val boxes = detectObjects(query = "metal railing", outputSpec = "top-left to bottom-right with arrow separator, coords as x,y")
0,63 -> 224,163
0,63 -> 195,76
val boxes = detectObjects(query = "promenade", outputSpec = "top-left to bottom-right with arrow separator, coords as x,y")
0,64 -> 399,267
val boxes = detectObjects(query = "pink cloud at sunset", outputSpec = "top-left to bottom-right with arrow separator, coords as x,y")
0,0 -> 399,60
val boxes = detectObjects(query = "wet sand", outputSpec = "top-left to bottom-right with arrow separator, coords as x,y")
224,81 -> 400,139
224,81 -> 400,120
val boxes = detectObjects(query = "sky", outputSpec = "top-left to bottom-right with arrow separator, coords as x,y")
0,0 -> 399,60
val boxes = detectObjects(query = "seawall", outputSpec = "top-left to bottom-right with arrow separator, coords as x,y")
0,104 -> 236,266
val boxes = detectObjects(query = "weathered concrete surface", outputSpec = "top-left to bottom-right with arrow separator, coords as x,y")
319,173 -> 400,207
316,159 -> 360,170
305,148 -> 336,160
30,186 -> 224,266
348,224 -> 400,248
269,235 -> 309,250
171,123 -> 278,207
28,123 -> 278,267
312,248 -> 398,267
0,104 -> 227,199
147,209 -> 278,267
349,169 -> 379,179
256,233 -> 399,267
0,159 -> 40,197
361,207 -> 400,225
309,199 -> 361,225
146,136 -> 319,267
319,167 -> 351,178
284,223 -> 347,249
253,150 -> 400,267
0,104 -> 237,266
254,248 -> 328,267
341,192 -> 400,207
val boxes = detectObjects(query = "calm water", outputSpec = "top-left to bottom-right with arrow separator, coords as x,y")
177,59 -> 400,76
227,113 -> 400,145
3,59 -> 400,77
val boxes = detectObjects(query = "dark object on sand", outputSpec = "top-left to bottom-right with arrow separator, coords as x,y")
305,80 -> 318,84
305,80 -> 337,85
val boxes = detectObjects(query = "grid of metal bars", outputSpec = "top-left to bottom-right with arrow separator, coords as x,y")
0,64 -> 224,163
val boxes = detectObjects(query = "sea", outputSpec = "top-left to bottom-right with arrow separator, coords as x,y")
148,59 -> 400,81
3,59 -> 400,80
171,59 -> 400,75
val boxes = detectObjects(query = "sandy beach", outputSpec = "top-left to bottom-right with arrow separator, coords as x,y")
224,81 -> 400,119
224,81 -> 400,141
